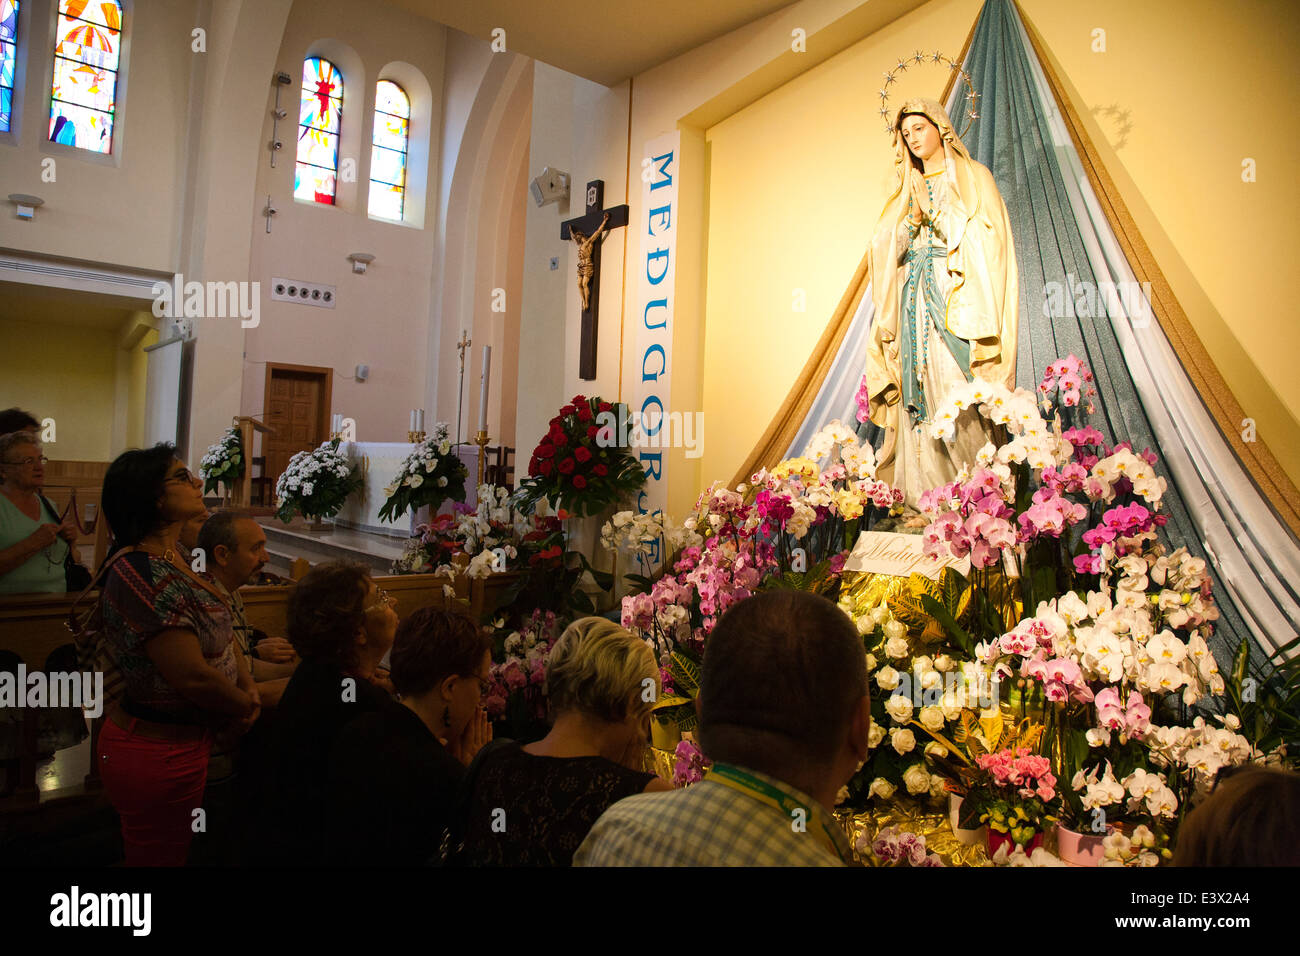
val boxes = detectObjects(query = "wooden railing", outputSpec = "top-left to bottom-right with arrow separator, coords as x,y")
0,567 -> 522,807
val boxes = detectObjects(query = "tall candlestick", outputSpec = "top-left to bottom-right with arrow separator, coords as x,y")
409,409 -> 415,433
478,346 -> 492,434
417,408 -> 425,433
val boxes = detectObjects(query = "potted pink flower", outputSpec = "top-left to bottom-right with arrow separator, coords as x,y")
958,746 -> 1061,855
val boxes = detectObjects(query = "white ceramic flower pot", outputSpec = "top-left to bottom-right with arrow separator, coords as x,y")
948,793 -> 986,846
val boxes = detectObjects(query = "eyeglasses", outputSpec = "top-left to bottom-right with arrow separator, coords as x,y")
163,467 -> 199,486
363,588 -> 394,613
2,455 -> 47,467
462,673 -> 491,698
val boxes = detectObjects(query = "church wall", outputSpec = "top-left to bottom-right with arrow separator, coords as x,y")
0,0 -> 195,273
619,0 -> 925,519
0,317 -> 118,461
441,54 -> 530,451
238,0 -> 447,449
180,0 -> 294,472
1015,0 -> 1300,487
515,64 -> 629,465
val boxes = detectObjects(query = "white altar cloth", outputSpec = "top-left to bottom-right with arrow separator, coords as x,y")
334,441 -> 479,538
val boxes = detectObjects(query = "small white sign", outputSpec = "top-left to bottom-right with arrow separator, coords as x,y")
844,531 -> 970,579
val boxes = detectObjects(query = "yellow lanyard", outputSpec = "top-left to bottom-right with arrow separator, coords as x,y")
705,763 -> 847,863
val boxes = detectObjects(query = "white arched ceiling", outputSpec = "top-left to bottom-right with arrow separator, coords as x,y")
428,50 -> 532,448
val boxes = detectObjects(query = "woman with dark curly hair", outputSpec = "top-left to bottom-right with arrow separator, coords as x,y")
94,444 -> 259,866
327,605 -> 493,864
255,561 -> 401,863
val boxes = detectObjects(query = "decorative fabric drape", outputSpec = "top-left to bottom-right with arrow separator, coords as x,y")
733,0 -> 1299,667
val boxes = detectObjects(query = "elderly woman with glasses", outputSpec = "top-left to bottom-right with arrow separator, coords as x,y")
95,443 -> 260,866
253,560 -> 405,864
0,431 -> 80,594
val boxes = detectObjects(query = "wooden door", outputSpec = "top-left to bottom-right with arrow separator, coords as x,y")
263,365 -> 331,497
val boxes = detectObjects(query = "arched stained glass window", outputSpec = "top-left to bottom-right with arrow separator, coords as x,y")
0,0 -> 18,133
296,56 -> 343,205
368,80 -> 409,220
49,0 -> 122,153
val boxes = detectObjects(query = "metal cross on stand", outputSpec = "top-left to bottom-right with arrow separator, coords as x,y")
560,180 -> 628,380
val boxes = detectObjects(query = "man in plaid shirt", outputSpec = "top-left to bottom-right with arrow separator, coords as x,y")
575,590 -> 872,866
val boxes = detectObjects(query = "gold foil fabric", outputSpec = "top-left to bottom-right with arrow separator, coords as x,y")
836,800 -> 991,867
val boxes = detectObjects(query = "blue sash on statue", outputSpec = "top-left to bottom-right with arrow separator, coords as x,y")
900,242 -> 972,425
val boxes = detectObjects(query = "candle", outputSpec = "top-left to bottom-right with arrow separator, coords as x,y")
409,409 -> 415,433
417,408 -> 425,432
478,346 -> 492,434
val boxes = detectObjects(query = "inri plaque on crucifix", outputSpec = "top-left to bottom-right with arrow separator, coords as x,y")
561,180 -> 628,380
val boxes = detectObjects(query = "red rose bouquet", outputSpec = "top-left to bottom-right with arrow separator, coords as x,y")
515,394 -> 646,517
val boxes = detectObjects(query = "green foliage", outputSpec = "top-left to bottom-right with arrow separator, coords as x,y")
199,426 -> 243,495
514,395 -> 647,518
376,433 -> 469,523
1222,634 -> 1300,766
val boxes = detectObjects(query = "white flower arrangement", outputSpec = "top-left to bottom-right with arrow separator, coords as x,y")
274,439 -> 362,522
199,426 -> 243,495
377,423 -> 468,522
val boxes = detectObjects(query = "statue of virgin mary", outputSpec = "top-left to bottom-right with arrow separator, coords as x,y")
863,97 -> 1019,510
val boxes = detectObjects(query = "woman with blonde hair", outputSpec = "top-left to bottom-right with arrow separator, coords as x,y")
452,617 -> 671,865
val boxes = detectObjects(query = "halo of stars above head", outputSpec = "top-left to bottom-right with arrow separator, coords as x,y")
877,50 -> 980,138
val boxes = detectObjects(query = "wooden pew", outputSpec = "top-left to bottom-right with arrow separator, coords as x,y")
0,569 -> 511,808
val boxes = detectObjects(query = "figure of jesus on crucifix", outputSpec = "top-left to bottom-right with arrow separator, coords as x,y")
569,212 -> 610,312
560,180 -> 628,379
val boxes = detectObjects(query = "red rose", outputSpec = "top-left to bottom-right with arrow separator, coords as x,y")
574,446 -> 592,463
561,405 -> 577,417
540,460 -> 552,476
528,457 -> 541,477
578,406 -> 593,423
537,443 -> 555,459
598,402 -> 612,413
586,425 -> 598,439
553,433 -> 568,447
573,395 -> 588,404
572,475 -> 587,489
558,458 -> 575,475
593,464 -> 608,476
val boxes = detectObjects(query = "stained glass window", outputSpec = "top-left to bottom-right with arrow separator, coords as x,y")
368,80 -> 409,220
296,57 -> 343,205
49,0 -> 122,153
0,0 -> 17,133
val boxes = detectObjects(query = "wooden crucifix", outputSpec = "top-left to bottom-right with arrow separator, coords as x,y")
561,180 -> 628,380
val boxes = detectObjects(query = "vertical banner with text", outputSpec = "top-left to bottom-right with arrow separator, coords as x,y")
632,131 -> 679,553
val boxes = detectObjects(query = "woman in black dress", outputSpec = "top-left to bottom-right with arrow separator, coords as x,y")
455,617 -> 671,866
327,605 -> 493,865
